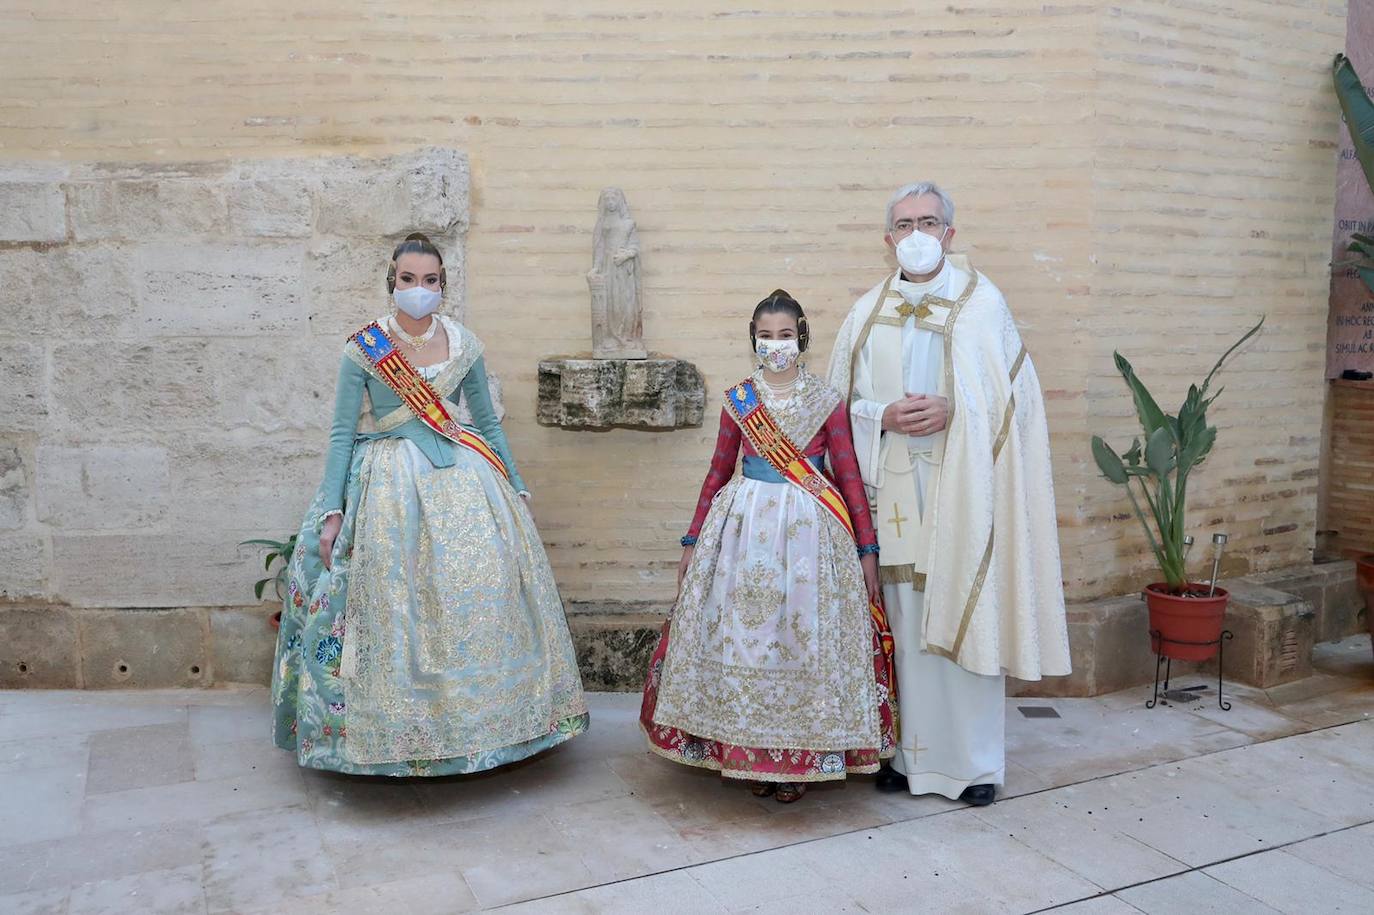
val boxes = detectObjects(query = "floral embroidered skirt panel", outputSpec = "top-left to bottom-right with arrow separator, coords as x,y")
272,437 -> 588,776
641,476 -> 895,783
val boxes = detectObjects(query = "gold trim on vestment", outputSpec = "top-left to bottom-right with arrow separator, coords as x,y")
937,269 -> 980,445
936,337 -> 1027,664
949,530 -> 995,659
848,267 -> 980,407
923,643 -> 961,663
879,564 -> 927,590
1008,344 -> 1027,383
927,269 -> 993,667
991,346 -> 1028,461
847,273 -> 897,405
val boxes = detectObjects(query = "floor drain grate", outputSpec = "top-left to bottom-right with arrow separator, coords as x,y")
1017,706 -> 1061,719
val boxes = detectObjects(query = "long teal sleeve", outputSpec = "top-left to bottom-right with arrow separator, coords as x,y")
452,355 -> 527,493
320,354 -> 366,519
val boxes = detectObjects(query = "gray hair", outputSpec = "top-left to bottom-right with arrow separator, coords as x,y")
885,181 -> 955,229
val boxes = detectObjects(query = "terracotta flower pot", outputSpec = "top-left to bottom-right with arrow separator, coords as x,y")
1144,583 -> 1229,661
1356,555 -> 1374,661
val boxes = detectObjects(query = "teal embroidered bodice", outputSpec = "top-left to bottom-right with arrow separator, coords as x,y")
319,320 -> 525,518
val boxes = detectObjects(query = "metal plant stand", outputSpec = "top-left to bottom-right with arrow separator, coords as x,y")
1146,629 -> 1233,711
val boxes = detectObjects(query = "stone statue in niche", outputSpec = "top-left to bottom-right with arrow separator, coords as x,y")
587,188 -> 647,359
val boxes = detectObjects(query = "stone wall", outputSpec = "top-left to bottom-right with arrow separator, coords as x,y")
0,149 -> 470,683
0,2 -> 1351,689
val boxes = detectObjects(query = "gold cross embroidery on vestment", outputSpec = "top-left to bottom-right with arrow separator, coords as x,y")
888,503 -> 910,538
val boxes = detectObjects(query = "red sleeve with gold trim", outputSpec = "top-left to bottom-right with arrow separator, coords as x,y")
822,402 -> 877,549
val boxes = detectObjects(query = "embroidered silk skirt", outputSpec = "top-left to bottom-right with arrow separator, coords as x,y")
641,474 -> 894,783
272,437 -> 588,776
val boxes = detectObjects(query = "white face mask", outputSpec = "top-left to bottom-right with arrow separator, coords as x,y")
393,285 -> 442,319
893,226 -> 949,276
756,338 -> 801,373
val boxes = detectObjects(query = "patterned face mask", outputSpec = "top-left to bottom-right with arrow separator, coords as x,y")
756,338 -> 801,372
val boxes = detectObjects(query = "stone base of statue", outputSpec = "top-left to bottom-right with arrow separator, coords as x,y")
537,356 -> 705,430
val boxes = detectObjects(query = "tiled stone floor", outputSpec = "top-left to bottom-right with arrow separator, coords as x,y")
1,636 -> 1371,914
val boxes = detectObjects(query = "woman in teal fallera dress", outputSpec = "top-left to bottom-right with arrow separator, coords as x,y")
272,233 -> 588,776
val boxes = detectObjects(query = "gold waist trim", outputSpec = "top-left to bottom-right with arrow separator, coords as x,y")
879,564 -> 927,590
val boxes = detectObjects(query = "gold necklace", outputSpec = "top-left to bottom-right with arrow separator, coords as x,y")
389,316 -> 438,349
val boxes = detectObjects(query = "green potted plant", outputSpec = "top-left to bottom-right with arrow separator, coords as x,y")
240,533 -> 298,631
1091,319 -> 1264,661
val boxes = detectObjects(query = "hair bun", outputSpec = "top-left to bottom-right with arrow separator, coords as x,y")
405,231 -> 433,244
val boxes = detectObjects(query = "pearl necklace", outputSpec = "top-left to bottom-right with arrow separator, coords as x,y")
762,372 -> 802,397
389,315 -> 438,350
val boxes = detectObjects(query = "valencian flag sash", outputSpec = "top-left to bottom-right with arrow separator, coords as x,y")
724,378 -> 896,681
350,322 -> 510,482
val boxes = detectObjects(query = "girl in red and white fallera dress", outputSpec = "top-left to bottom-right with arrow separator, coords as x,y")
640,290 -> 895,803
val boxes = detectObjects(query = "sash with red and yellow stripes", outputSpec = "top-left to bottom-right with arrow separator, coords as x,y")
724,378 -> 896,673
350,322 -> 510,482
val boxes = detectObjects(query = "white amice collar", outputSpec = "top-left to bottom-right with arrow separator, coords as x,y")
894,258 -> 953,303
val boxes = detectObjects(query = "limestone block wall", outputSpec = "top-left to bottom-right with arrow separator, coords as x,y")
0,2 -> 1350,689
0,149 -> 469,618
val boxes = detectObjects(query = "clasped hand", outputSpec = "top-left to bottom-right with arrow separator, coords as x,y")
881,393 -> 949,437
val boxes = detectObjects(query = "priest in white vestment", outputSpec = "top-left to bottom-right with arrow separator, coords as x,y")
827,182 -> 1070,805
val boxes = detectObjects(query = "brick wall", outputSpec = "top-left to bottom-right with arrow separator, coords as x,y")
0,1 -> 1346,611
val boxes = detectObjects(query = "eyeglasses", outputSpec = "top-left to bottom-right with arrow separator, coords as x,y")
891,216 -> 945,235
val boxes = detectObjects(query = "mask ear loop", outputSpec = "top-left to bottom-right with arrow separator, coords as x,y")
386,261 -> 397,294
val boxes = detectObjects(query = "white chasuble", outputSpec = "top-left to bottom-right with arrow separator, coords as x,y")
828,256 -> 1070,797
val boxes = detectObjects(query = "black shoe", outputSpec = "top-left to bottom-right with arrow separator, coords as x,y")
959,784 -> 996,806
874,764 -> 909,793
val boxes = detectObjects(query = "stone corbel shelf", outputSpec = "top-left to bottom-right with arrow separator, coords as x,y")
537,355 -> 705,431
